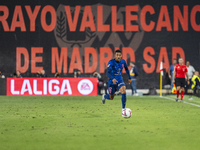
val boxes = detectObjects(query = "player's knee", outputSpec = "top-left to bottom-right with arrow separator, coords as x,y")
121,91 -> 126,94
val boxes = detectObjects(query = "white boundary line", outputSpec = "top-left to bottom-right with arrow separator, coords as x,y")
0,115 -> 57,116
160,96 -> 200,107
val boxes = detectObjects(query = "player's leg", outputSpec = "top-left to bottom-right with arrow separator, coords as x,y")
171,77 -> 173,92
180,79 -> 185,101
133,79 -> 137,94
176,86 -> 180,101
119,85 -> 126,109
180,87 -> 185,101
175,78 -> 181,101
131,79 -> 136,95
102,85 -> 116,104
119,85 -> 127,115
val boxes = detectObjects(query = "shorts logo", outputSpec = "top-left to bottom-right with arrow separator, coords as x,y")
109,87 -> 112,94
78,79 -> 93,95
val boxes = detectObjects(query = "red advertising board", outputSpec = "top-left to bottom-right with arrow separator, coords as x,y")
7,78 -> 98,96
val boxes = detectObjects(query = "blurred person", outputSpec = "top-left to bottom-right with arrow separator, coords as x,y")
55,72 -> 60,78
74,70 -> 82,78
93,71 -> 107,95
40,70 -> 47,77
191,71 -> 200,95
129,62 -> 138,96
13,72 -> 17,78
185,61 -> 195,94
16,70 -> 22,78
164,70 -> 171,85
168,59 -> 177,91
36,71 -> 40,77
172,58 -> 189,102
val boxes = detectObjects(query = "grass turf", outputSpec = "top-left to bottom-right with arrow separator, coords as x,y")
0,95 -> 200,150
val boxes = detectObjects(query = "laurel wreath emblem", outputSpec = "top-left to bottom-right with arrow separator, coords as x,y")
56,11 -> 96,47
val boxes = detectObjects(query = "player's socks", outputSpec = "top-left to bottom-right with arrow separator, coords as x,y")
176,90 -> 179,98
104,94 -> 110,100
121,94 -> 126,109
180,91 -> 184,100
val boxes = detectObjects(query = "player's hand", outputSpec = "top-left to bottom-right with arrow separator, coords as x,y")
128,79 -> 132,84
187,80 -> 190,85
112,79 -> 118,84
172,79 -> 175,84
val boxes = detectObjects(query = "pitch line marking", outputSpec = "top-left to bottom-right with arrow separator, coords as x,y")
160,96 -> 200,107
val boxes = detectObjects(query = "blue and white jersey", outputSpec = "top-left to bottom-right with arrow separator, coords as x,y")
107,59 -> 131,85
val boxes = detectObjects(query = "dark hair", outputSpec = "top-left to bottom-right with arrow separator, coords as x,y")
115,50 -> 122,54
13,73 -> 17,76
130,61 -> 134,64
55,73 -> 60,77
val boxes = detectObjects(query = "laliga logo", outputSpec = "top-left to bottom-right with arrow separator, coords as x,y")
78,79 -> 93,95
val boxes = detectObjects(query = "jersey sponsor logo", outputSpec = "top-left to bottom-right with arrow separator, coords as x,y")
117,68 -> 121,74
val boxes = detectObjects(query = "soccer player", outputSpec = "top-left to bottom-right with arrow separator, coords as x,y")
102,50 -> 132,115
172,58 -> 190,102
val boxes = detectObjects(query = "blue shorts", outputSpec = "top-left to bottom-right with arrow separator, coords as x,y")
108,80 -> 125,95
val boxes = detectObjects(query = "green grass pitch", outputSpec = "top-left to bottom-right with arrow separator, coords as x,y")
0,95 -> 200,150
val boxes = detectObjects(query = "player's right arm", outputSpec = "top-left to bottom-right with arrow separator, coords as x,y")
106,61 -> 117,84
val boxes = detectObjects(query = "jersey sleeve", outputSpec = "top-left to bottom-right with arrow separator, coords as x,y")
192,66 -> 195,72
106,60 -> 114,80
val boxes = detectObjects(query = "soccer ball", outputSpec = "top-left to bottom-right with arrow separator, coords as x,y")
122,108 -> 132,118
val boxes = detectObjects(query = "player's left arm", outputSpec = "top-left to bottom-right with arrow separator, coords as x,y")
124,61 -> 132,84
